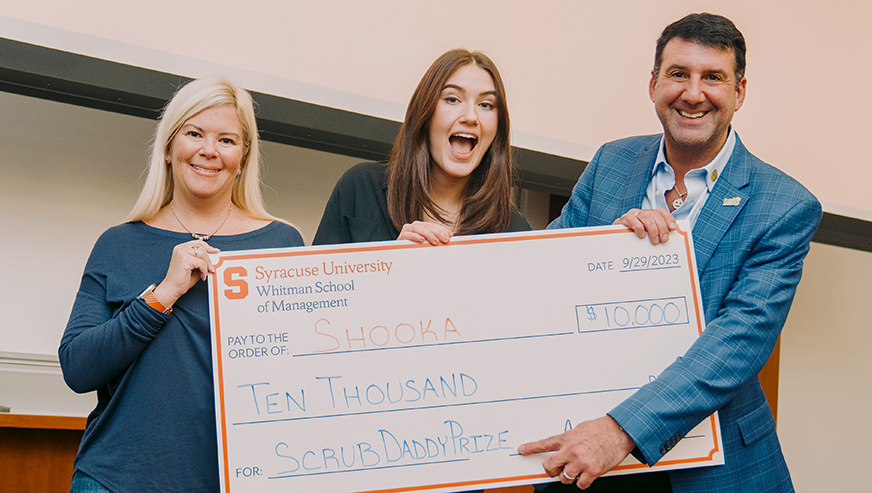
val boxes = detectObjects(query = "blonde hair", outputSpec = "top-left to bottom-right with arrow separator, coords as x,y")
124,76 -> 283,224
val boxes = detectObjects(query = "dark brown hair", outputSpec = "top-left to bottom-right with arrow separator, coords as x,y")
386,49 -> 515,235
654,13 -> 746,89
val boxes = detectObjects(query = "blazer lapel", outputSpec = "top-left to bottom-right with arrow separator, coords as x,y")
623,139 -> 659,212
692,136 -> 752,274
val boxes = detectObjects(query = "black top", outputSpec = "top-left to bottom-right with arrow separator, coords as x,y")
313,161 -> 531,245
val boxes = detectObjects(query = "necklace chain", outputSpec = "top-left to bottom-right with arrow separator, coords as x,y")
671,184 -> 688,210
169,202 -> 232,241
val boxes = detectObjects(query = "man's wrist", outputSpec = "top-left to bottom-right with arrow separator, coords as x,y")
606,415 -> 636,455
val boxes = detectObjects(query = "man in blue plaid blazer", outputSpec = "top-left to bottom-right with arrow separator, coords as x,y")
520,13 -> 821,493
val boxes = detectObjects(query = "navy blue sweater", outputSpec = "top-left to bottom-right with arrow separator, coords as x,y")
60,221 -> 303,492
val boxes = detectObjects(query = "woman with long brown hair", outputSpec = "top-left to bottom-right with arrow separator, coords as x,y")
313,49 -> 529,245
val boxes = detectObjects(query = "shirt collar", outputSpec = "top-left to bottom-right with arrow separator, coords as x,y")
651,128 -> 737,192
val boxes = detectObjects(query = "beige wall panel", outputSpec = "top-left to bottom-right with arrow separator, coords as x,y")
779,243 -> 871,491
2,1 -> 870,214
0,91 -> 358,356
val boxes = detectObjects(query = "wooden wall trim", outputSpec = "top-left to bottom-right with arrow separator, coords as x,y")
0,414 -> 87,431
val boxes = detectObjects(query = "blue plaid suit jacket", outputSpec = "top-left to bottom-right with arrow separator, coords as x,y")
549,134 -> 821,492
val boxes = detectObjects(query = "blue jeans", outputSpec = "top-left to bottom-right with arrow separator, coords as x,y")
70,471 -> 112,493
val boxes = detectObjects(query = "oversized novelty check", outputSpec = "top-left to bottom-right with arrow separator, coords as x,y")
208,224 -> 723,493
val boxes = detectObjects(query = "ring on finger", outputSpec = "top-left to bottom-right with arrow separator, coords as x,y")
633,210 -> 641,217
562,469 -> 576,481
192,245 -> 199,256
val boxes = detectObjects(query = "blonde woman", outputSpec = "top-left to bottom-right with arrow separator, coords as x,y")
60,76 -> 302,492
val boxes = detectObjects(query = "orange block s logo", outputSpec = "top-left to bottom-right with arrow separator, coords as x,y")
224,266 -> 248,300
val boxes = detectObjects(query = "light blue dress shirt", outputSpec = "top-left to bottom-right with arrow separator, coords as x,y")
642,128 -> 737,228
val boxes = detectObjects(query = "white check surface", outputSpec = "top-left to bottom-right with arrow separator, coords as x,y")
208,223 -> 723,492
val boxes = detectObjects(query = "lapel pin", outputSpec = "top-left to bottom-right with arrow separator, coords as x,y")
723,197 -> 741,206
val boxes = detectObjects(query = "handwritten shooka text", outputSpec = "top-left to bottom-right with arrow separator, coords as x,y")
314,317 -> 462,352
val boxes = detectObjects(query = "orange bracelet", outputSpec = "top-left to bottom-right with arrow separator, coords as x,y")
138,284 -> 173,314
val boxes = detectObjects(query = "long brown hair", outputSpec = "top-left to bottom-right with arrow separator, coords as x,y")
386,49 -> 515,235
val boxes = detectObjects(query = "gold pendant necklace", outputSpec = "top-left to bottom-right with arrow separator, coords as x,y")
169,202 -> 232,241
671,185 -> 688,210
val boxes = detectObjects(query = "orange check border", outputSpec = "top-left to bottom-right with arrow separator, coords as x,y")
208,226 -> 718,492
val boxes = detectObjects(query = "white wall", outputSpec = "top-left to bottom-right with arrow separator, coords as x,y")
778,243 -> 872,492
0,91 -> 359,357
1,0 -> 871,216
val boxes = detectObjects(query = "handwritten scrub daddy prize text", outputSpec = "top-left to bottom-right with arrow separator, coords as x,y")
274,419 -> 510,475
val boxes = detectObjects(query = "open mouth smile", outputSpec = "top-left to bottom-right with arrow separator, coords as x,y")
449,133 -> 478,155
678,110 -> 706,119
